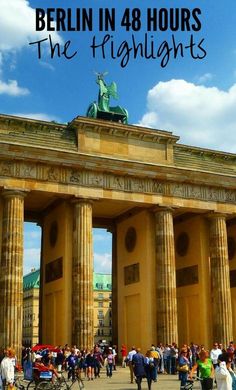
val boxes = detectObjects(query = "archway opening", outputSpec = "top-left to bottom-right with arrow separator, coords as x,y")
23,224 -> 112,347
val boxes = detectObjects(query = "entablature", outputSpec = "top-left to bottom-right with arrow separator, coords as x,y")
1,155 -> 236,209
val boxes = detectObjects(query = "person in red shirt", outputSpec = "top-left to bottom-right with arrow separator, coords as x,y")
121,344 -> 127,368
227,341 -> 235,369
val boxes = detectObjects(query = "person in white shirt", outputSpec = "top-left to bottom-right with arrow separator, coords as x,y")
0,348 -> 15,387
215,353 -> 232,390
210,343 -> 222,369
127,347 -> 137,384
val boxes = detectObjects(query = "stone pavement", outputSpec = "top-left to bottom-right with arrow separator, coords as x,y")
80,367 -> 203,390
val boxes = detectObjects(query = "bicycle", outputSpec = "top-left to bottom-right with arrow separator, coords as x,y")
15,375 -> 27,390
22,366 -> 56,390
183,377 -> 204,389
36,371 -> 84,390
14,374 -> 40,390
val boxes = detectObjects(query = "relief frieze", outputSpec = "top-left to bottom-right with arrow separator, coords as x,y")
88,172 -> 103,186
171,183 -> 185,197
69,169 -> 82,183
47,167 -> 60,181
21,163 -> 36,178
0,161 -> 14,176
0,159 -> 236,205
109,175 -> 125,190
131,178 -> 146,192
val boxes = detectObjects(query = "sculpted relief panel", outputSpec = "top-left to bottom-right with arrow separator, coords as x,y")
0,159 -> 236,204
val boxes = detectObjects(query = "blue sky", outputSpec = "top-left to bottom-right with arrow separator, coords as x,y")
1,0 -> 236,274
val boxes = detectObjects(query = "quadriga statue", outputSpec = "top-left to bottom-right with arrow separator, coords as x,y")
86,73 -> 128,124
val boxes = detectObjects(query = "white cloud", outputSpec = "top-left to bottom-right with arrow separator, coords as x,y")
24,247 -> 40,275
0,79 -> 29,96
138,79 -> 236,153
0,0 -> 62,52
0,0 -> 62,94
94,253 -> 112,274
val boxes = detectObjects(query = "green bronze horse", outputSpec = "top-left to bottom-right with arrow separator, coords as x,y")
86,73 -> 128,124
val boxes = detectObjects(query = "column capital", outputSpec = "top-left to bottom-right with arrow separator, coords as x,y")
1,189 -> 28,199
206,212 -> 228,221
153,205 -> 175,215
71,196 -> 96,206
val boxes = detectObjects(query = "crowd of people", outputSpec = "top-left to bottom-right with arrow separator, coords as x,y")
0,342 -> 119,387
1,341 -> 236,390
125,341 -> 236,390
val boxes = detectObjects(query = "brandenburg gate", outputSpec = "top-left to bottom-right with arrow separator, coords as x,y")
0,77 -> 236,358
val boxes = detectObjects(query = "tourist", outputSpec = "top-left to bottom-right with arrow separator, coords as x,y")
0,348 -> 15,388
132,348 -> 146,390
64,346 -> 71,371
227,358 -> 236,390
178,350 -> 190,389
112,345 -> 117,371
55,346 -> 64,372
145,349 -> 156,390
210,342 -> 222,386
227,341 -> 235,370
163,344 -> 171,374
215,353 -> 232,390
149,346 -> 159,381
22,347 -> 33,381
127,346 -> 137,384
120,344 -> 127,368
94,345 -> 103,378
66,347 -> 79,380
189,350 -> 214,390
170,342 -> 178,374
85,349 -> 96,380
210,342 -> 222,369
190,342 -> 198,368
156,343 -> 164,373
78,350 -> 87,379
106,348 -> 114,378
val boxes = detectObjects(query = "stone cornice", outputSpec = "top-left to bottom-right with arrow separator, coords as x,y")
0,113 -> 67,132
70,116 -> 180,144
175,143 -> 236,161
1,113 -> 236,177
1,113 -> 235,162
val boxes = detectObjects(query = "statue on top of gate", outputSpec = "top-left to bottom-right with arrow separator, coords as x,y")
86,72 -> 128,124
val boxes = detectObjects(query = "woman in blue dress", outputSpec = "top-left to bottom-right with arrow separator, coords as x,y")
178,350 -> 190,389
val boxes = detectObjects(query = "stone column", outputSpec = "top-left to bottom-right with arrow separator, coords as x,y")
208,214 -> 233,345
155,208 -> 178,344
0,190 -> 26,359
38,221 -> 44,344
72,199 -> 94,349
111,226 -> 118,346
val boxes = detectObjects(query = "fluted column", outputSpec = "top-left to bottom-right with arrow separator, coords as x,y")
155,208 -> 178,344
111,226 -> 118,346
72,199 -> 94,349
209,214 -> 233,345
0,190 -> 26,359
